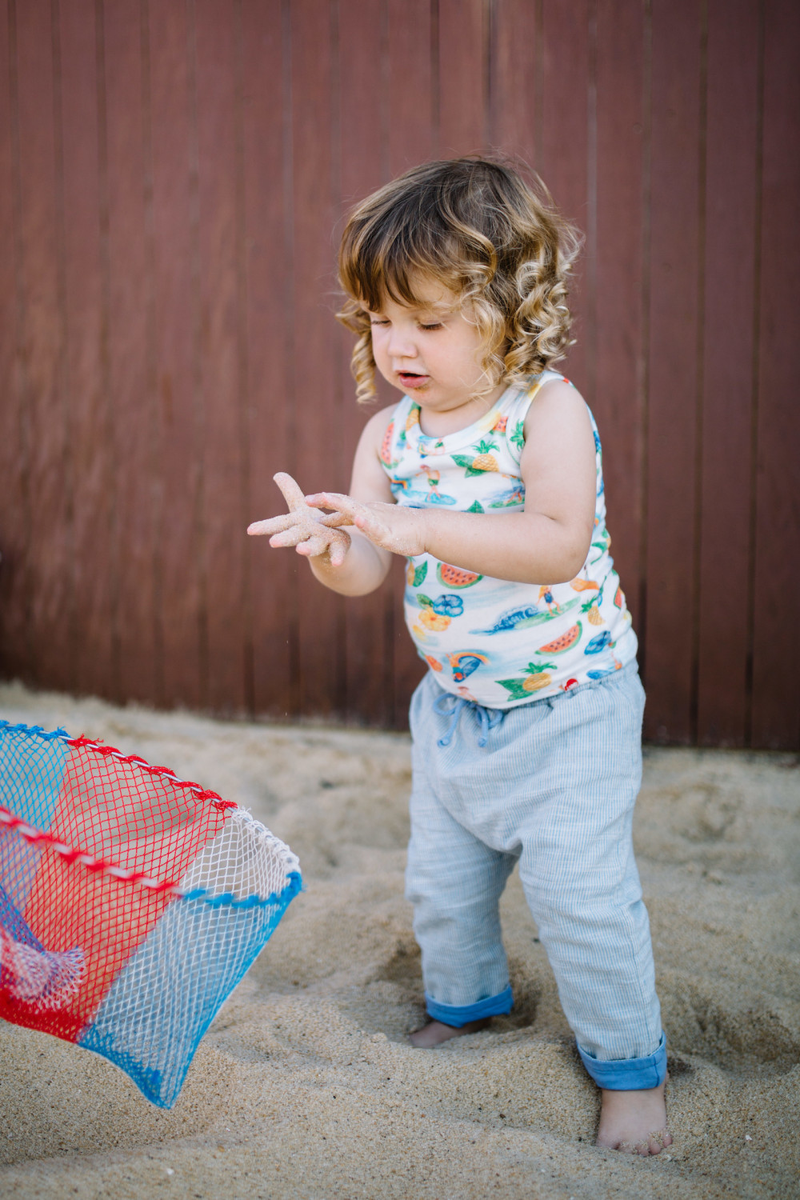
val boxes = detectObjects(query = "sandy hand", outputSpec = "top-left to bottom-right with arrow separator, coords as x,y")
247,473 -> 352,566
305,491 -> 427,558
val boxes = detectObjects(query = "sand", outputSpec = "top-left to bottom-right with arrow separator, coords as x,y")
0,681 -> 798,1200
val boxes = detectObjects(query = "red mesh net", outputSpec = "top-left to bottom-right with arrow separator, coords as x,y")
0,732 -> 234,1042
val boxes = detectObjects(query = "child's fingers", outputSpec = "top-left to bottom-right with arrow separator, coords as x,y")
268,526 -> 312,549
317,511 -> 352,528
247,512 -> 298,536
297,533 -> 328,557
273,471 -> 306,510
305,491 -> 360,520
296,526 -> 350,564
327,533 -> 350,566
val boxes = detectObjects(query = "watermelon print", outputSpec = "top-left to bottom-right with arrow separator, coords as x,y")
380,420 -> 399,467
437,563 -> 483,589
538,622 -> 583,655
379,372 -> 638,706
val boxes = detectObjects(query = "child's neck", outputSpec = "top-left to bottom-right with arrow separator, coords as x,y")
416,383 -> 507,438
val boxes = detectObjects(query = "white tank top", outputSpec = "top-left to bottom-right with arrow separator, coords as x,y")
379,371 -> 638,707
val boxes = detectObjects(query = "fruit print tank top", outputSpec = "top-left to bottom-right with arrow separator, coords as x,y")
379,370 -> 638,708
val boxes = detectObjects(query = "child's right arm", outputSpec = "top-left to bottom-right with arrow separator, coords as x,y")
247,407 -> 396,598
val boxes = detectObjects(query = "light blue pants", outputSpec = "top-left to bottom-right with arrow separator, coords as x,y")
406,663 -> 666,1090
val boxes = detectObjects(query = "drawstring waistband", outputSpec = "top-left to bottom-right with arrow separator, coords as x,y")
433,692 -> 504,748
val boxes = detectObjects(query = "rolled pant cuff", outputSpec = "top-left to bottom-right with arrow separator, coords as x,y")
578,1032 -> 667,1090
425,986 -> 513,1027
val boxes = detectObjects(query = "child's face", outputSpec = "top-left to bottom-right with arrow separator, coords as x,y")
368,278 -> 503,428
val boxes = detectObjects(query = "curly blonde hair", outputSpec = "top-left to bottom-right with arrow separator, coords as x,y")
337,156 -> 581,404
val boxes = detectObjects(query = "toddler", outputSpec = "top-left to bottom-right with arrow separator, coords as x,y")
249,157 -> 670,1155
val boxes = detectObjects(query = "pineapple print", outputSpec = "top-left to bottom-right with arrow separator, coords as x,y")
452,440 -> 500,476
405,405 -> 420,434
522,662 -> 556,691
498,662 -> 557,701
585,601 -> 604,626
471,439 -> 499,471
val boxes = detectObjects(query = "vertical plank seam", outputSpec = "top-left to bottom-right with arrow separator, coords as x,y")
234,0 -> 254,716
50,0 -> 76,691
94,0 -> 117,699
744,0 -> 765,748
637,0 -> 652,686
187,0 -> 207,709
282,0 -> 300,716
430,0 -> 439,156
533,0 -> 543,169
484,0 -> 494,148
379,0 -> 390,183
690,0 -> 709,745
6,0 -> 33,677
140,0 -> 163,704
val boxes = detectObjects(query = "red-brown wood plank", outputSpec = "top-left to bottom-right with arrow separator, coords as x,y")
438,0 -> 487,156
751,0 -> 800,749
490,0 -> 537,165
696,0 -> 760,746
103,0 -> 158,705
59,0 -> 113,700
0,0 -> 29,678
337,0 -> 395,727
643,0 -> 703,743
194,0 -> 248,715
539,0 -> 591,401
146,0 -> 204,709
240,0 -> 294,719
386,0 -> 435,725
14,0 -> 74,692
387,0 -> 436,173
593,1 -> 646,630
290,0 -> 346,718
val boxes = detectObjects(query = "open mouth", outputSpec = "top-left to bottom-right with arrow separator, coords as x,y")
398,371 -> 429,388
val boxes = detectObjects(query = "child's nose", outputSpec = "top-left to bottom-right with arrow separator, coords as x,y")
387,327 -> 417,360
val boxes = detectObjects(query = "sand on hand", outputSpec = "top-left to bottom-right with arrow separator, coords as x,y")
0,680 -> 797,1200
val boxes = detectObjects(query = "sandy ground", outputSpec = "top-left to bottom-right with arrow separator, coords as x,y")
0,681 -> 798,1200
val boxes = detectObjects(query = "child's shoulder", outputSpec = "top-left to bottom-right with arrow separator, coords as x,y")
511,371 -> 588,434
360,401 -> 403,461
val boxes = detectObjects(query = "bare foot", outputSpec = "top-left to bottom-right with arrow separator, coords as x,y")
596,1080 -> 672,1155
408,1018 -> 491,1047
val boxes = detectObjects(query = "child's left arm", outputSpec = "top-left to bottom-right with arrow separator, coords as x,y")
306,380 -> 597,586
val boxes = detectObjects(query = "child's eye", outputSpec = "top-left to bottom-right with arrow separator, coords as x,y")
369,318 -> 389,327
419,322 -> 443,331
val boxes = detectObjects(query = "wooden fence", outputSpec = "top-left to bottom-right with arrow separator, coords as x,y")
1,0 -> 798,747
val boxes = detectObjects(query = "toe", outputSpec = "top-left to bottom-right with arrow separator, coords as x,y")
645,1129 -> 672,1155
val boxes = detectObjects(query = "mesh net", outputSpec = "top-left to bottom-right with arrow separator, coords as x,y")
0,720 -> 301,1107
